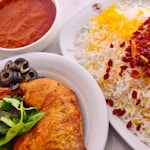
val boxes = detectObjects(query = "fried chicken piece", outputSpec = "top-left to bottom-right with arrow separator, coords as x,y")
12,78 -> 86,150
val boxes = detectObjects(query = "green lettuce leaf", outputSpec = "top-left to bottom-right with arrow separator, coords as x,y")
19,111 -> 45,134
0,96 -> 45,147
0,102 -> 24,146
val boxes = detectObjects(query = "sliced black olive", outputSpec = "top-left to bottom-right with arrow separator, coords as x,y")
14,58 -> 26,64
0,70 -> 13,86
11,71 -> 24,84
19,60 -> 30,74
0,58 -> 39,90
10,82 -> 20,90
25,68 -> 38,80
4,60 -> 16,71
17,72 -> 24,83
14,58 -> 30,73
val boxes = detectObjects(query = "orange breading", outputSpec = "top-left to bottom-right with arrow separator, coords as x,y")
12,78 -> 86,150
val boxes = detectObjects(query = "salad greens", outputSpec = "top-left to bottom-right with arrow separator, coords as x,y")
0,96 -> 45,147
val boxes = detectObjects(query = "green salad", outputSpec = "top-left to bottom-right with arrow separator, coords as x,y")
0,95 -> 45,148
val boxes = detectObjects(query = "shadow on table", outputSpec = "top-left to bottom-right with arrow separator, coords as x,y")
105,124 -> 133,150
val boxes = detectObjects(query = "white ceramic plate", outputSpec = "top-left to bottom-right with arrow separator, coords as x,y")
0,52 -> 109,150
59,0 -> 150,150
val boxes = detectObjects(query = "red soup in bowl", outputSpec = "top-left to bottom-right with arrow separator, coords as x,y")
0,0 -> 56,48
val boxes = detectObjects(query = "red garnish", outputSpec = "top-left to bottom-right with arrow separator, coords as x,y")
122,56 -> 132,63
136,124 -> 141,131
106,98 -> 114,106
136,99 -> 141,105
126,120 -> 132,129
121,17 -> 150,78
112,108 -> 126,117
110,43 -> 113,48
108,59 -> 113,67
103,72 -> 109,80
120,41 -> 125,47
125,46 -> 131,52
120,65 -> 128,70
118,65 -> 128,77
132,90 -> 137,99
119,70 -> 123,77
130,70 -> 140,78
106,67 -> 110,72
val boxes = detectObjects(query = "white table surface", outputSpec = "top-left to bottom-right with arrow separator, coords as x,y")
45,0 -> 133,150
0,0 -> 133,150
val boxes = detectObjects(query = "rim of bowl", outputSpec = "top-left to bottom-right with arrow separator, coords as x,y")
0,0 -> 59,52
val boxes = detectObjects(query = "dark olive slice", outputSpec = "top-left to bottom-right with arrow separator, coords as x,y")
0,57 -> 39,90
19,60 -> 30,74
0,70 -> 13,86
14,58 -> 30,73
25,68 -> 38,80
14,58 -> 26,64
10,82 -> 20,90
11,71 -> 24,84
4,60 -> 16,71
17,72 -> 24,83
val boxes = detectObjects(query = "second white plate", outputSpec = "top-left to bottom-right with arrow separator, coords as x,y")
59,0 -> 150,150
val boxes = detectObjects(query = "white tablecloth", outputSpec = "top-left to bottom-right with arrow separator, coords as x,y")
0,0 -> 133,150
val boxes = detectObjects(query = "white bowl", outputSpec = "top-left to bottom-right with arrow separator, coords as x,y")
0,0 -> 60,57
0,52 -> 109,150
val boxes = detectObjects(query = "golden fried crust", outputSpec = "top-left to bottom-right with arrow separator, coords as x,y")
12,78 -> 86,150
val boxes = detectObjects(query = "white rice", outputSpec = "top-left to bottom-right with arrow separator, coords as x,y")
72,0 -> 150,147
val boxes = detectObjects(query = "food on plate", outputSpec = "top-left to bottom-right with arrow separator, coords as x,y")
122,16 -> 150,78
0,58 -> 38,90
0,0 -> 56,48
72,0 -> 150,147
0,57 -> 43,148
0,95 -> 45,148
0,59 -> 86,150
12,78 -> 86,150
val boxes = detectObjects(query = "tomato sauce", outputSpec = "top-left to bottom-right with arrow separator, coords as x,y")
0,0 -> 56,48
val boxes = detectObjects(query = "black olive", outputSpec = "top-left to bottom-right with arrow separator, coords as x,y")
25,68 -> 38,80
14,58 -> 30,73
14,58 -> 26,64
0,70 -> 13,86
19,60 -> 30,74
10,82 -> 20,90
17,72 -> 24,83
11,71 -> 24,84
0,57 -> 39,90
4,60 -> 16,71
